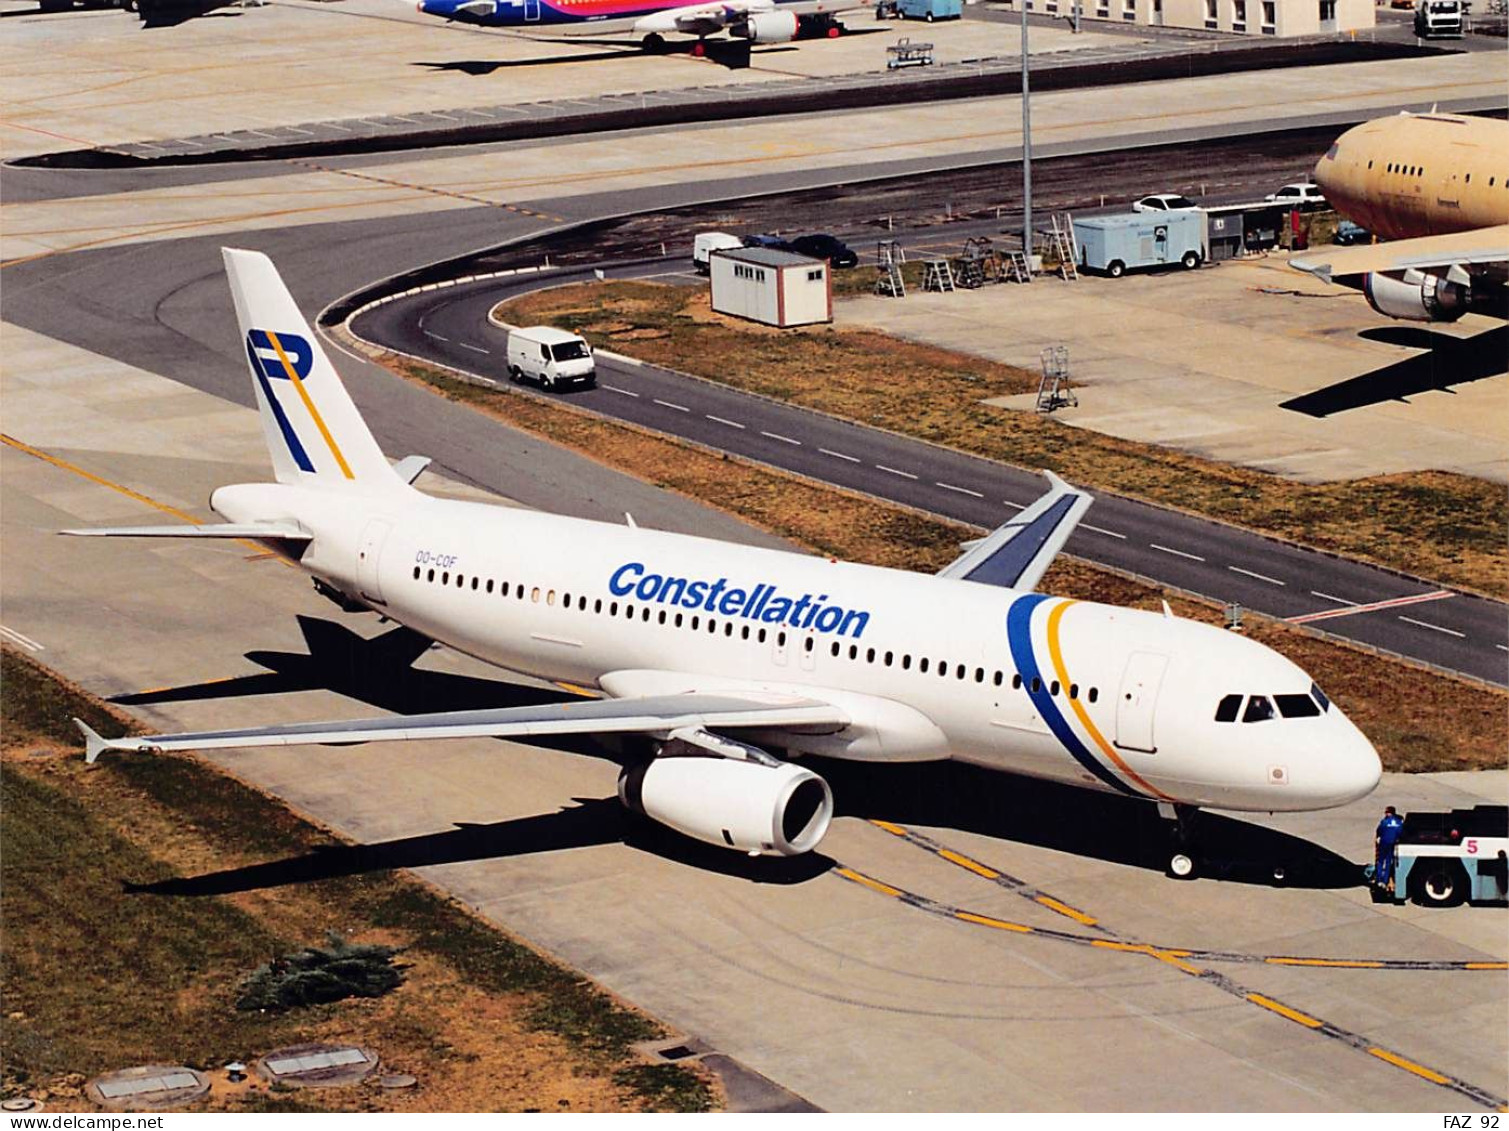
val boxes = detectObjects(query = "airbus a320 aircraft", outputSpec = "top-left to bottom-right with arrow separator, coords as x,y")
69,250 -> 1381,879
1291,112 -> 1509,323
413,0 -> 863,52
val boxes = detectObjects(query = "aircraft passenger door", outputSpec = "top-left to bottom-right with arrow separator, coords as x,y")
524,0 -> 540,20
1114,651 -> 1168,754
771,629 -> 789,668
356,519 -> 392,605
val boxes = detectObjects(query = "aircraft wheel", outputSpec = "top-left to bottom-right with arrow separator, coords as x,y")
691,39 -> 706,56
1168,852 -> 1197,880
642,32 -> 666,51
827,23 -> 842,35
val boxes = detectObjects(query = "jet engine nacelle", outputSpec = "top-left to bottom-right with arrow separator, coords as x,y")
618,754 -> 833,856
740,9 -> 799,41
1364,269 -> 1468,323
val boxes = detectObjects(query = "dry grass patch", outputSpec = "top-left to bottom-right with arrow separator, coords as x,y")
1,648 -> 715,1113
383,355 -> 1506,774
495,282 -> 1508,598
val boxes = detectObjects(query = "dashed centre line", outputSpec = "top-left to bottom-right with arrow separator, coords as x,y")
1228,565 -> 1286,586
707,415 -> 746,430
602,384 -> 639,397
1311,591 -> 1357,605
458,342 -> 489,354
1398,615 -> 1466,638
1151,543 -> 1205,562
654,399 -> 690,413
877,465 -> 918,480
422,330 -> 449,343
760,431 -> 801,445
820,448 -> 860,462
937,482 -> 984,498
1084,523 -> 1125,539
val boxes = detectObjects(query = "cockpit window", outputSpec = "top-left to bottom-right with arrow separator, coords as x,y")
1214,694 -> 1242,723
1242,695 -> 1275,723
1275,693 -> 1322,719
1310,683 -> 1330,712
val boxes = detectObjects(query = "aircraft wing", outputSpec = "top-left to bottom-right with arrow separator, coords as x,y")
75,692 -> 848,762
1290,224 -> 1509,283
937,471 -> 1092,593
60,522 -> 311,540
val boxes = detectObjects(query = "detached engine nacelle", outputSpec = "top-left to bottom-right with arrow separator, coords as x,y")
1364,269 -> 1468,323
739,9 -> 798,41
619,752 -> 833,856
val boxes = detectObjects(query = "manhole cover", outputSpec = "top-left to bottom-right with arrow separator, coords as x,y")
1,1099 -> 39,1112
378,1074 -> 417,1089
87,1066 -> 209,1109
255,1044 -> 378,1089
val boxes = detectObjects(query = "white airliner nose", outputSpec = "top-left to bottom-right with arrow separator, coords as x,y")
1303,724 -> 1383,808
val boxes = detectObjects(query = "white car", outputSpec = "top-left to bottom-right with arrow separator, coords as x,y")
1266,182 -> 1326,205
1132,193 -> 1198,212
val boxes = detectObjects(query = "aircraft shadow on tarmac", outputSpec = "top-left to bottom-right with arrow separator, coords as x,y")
116,616 -> 1360,897
1280,324 -> 1507,417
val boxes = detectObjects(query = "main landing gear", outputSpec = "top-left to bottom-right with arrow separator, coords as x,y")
1160,802 -> 1202,880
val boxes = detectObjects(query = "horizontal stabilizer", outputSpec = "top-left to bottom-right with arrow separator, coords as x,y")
938,470 -> 1092,592
74,692 -> 849,759
61,522 -> 311,541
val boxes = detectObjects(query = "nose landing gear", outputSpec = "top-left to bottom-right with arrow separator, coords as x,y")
1161,802 -> 1202,881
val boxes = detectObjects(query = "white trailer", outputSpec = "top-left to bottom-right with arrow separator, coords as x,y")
709,247 -> 832,328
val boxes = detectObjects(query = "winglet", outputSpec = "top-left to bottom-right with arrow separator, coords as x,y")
74,718 -> 147,763
75,718 -> 115,764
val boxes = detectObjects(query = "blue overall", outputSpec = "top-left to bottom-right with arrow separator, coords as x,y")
1375,813 -> 1405,889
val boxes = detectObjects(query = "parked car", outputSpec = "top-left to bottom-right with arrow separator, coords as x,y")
742,233 -> 795,252
1334,219 -> 1371,245
1131,193 -> 1198,212
1266,182 -> 1327,207
788,233 -> 859,269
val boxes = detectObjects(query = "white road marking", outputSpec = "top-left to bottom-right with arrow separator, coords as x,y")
707,415 -> 747,430
937,482 -> 984,498
653,399 -> 690,413
1397,615 -> 1465,638
1311,591 -> 1357,606
1497,644 -> 1509,653
0,625 -> 43,651
1084,524 -> 1125,539
458,342 -> 490,354
602,384 -> 639,397
1228,566 -> 1286,586
1002,500 -> 1025,512
820,448 -> 860,462
877,465 -> 918,480
422,330 -> 449,342
761,431 -> 801,445
1151,544 -> 1205,562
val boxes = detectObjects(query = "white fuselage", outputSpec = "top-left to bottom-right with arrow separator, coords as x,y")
214,479 -> 1381,814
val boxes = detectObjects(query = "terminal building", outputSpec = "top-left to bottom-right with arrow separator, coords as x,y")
1023,0 -> 1375,36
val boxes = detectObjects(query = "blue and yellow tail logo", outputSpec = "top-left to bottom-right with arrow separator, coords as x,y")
246,329 -> 354,479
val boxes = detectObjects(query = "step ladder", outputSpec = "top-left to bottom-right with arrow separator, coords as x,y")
1049,214 -> 1079,281
875,261 -> 906,297
954,257 -> 986,289
1003,250 -> 1031,283
1036,345 -> 1078,413
922,259 -> 955,293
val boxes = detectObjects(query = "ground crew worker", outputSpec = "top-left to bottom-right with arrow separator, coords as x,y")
1374,806 -> 1405,895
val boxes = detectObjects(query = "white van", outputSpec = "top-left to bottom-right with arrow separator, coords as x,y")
506,326 -> 596,391
693,231 -> 744,274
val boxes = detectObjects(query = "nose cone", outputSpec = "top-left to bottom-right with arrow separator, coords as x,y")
1302,721 -> 1382,809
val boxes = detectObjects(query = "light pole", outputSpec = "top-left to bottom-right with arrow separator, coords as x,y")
1020,0 -> 1033,267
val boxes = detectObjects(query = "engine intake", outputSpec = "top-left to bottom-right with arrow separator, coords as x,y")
1364,269 -> 1468,323
739,9 -> 798,41
619,752 -> 833,856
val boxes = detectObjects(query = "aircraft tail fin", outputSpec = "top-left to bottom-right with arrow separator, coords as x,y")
223,247 -> 401,492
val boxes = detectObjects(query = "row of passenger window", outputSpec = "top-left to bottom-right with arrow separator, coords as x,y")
1370,159 -> 1506,188
411,566 -> 1102,702
1213,684 -> 1330,724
